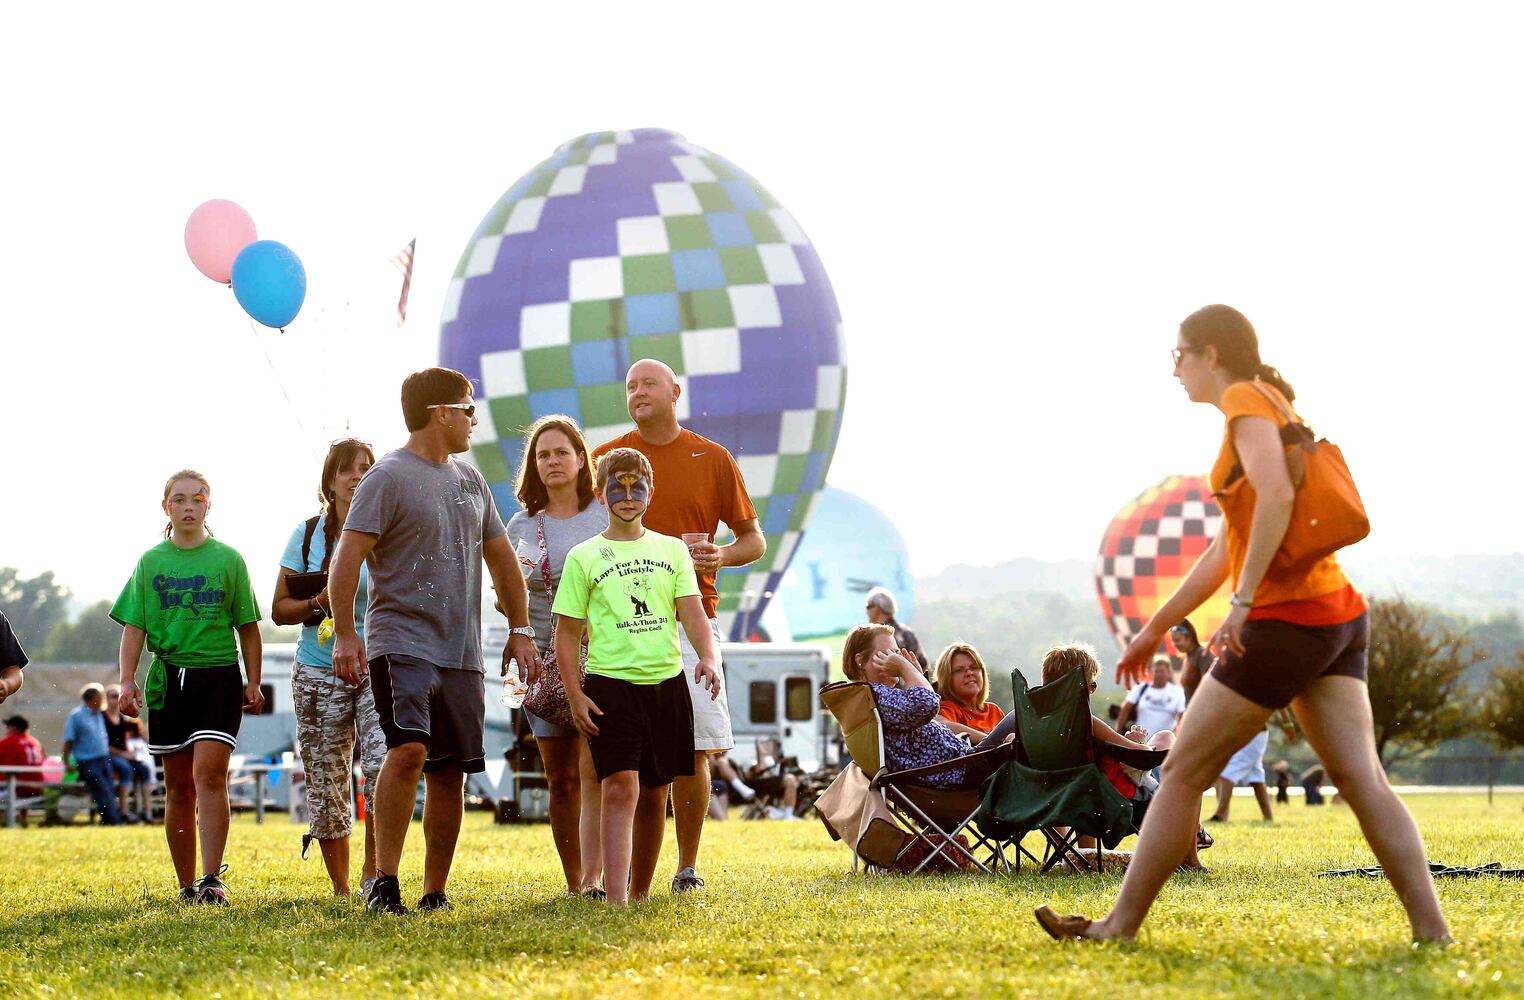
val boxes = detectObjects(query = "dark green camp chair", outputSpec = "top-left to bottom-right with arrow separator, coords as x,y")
978,668 -> 1166,873
820,680 -> 1016,875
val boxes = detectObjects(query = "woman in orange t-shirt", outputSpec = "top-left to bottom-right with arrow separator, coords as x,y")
1037,305 -> 1451,946
933,643 -> 1004,738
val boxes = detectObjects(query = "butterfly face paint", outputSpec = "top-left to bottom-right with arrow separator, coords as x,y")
604,471 -> 651,520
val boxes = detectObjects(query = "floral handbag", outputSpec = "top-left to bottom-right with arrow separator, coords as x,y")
522,513 -> 587,727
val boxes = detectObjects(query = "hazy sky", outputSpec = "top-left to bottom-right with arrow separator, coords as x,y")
5,2 -> 1523,607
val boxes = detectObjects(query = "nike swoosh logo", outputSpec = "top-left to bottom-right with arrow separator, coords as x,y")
691,452 -> 706,458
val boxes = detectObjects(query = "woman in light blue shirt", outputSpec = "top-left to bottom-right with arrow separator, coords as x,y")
271,439 -> 387,898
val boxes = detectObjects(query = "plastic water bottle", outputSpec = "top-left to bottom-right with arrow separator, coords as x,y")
501,661 -> 529,709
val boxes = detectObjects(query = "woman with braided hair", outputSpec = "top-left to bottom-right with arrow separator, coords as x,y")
272,438 -> 387,898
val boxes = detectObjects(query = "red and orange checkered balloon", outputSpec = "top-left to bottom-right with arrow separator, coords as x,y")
1094,474 -> 1231,652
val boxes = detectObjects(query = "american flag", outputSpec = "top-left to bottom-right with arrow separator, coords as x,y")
391,238 -> 416,326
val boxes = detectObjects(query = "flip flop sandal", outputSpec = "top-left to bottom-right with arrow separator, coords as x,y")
1034,905 -> 1093,941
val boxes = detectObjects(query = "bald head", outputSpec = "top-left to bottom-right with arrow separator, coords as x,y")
625,357 -> 682,431
626,358 -> 677,386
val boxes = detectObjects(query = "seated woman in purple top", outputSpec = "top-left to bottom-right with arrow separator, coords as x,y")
842,623 -> 1020,789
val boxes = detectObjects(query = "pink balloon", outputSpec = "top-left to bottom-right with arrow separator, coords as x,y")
41,755 -> 64,784
184,199 -> 257,284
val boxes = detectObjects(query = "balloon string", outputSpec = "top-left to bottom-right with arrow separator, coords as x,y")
247,318 -> 321,462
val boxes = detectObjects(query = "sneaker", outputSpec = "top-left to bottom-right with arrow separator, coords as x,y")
417,890 -> 452,912
193,865 -> 230,906
360,876 -> 377,899
178,886 -> 198,904
366,874 -> 408,915
671,867 -> 705,893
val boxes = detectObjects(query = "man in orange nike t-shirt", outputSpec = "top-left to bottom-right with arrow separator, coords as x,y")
592,359 -> 765,895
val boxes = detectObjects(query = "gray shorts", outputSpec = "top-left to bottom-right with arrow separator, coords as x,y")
369,654 -> 486,773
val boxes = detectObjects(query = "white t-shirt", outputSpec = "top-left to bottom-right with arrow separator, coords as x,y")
1127,682 -> 1186,736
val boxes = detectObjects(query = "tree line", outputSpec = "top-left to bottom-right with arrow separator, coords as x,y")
9,565 -> 1524,768
913,587 -> 1524,770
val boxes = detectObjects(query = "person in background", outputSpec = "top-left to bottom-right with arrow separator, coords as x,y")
62,684 -> 125,826
1168,621 -> 1215,705
103,685 -> 139,823
1210,725 -> 1274,823
1301,764 -> 1326,805
505,414 -> 607,898
0,611 -> 26,710
0,715 -> 45,824
123,718 -> 156,821
1273,759 -> 1292,804
1115,658 -> 1186,736
711,752 -> 801,820
934,643 -> 1004,739
865,587 -> 927,673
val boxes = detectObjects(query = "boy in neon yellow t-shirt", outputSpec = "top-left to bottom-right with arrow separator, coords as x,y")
552,447 -> 719,906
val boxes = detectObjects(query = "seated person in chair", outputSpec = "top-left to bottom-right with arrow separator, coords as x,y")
843,624 -> 1018,788
1041,643 -> 1206,869
1039,644 -> 1169,798
934,642 -> 1005,739
712,751 -> 801,820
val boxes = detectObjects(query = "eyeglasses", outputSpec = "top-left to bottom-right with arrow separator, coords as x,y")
1170,346 -> 1201,366
428,403 -> 477,418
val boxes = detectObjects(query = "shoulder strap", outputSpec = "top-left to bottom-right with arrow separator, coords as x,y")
301,515 -> 321,571
1218,381 -> 1315,493
1245,379 -> 1298,427
535,514 -> 555,596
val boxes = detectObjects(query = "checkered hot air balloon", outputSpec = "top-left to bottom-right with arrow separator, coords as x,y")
438,129 -> 847,641
1094,474 -> 1232,651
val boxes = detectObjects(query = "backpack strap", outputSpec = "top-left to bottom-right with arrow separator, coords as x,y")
300,515 -> 321,571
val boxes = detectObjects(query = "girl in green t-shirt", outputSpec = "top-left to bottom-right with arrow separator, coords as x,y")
114,470 -> 264,906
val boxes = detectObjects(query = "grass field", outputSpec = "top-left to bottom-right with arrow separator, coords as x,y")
2,793 -> 1522,999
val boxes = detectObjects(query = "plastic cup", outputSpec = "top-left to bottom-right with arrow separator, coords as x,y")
681,531 -> 710,549
501,661 -> 529,708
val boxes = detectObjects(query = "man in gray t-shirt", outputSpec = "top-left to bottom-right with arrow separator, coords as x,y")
330,367 -> 539,915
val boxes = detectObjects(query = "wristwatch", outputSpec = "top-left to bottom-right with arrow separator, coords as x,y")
1229,592 -> 1255,609
510,625 -> 536,640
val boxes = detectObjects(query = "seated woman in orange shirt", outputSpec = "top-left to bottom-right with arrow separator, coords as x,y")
934,643 -> 1005,739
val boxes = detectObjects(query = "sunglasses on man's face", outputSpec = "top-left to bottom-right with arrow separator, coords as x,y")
428,402 -> 476,418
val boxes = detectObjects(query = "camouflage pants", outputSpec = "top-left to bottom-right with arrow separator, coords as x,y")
292,661 -> 386,841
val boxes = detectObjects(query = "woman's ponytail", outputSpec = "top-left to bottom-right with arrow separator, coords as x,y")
1180,305 -> 1297,402
1256,363 -> 1296,403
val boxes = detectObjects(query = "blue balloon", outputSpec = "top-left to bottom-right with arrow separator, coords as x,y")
231,240 -> 306,329
776,487 -> 914,640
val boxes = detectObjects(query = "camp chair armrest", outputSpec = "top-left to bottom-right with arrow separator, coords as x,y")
873,745 -> 1011,789
1095,742 -> 1167,770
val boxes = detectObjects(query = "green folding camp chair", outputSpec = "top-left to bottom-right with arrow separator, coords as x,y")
978,669 -> 1166,873
820,681 -> 1016,875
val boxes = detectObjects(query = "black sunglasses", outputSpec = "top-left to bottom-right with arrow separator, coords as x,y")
1170,346 -> 1202,366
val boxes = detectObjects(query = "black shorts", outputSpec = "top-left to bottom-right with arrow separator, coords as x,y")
584,672 -> 695,787
148,663 -> 244,757
1211,611 -> 1369,710
370,655 -> 486,773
